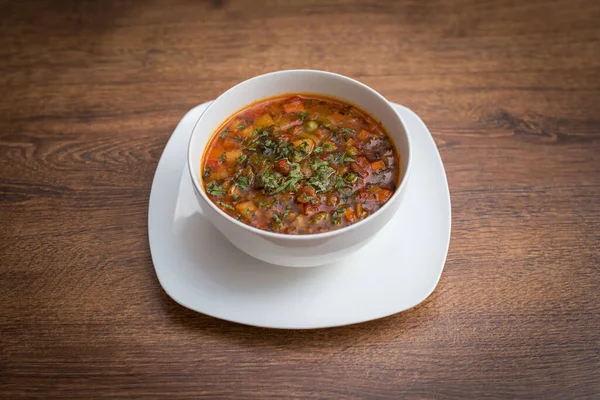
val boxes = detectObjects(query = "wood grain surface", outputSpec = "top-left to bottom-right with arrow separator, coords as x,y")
1,0 -> 599,398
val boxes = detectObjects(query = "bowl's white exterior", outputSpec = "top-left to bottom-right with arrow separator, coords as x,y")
187,70 -> 412,267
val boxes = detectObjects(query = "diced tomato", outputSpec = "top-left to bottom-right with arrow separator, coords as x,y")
350,156 -> 371,178
275,159 -> 291,175
357,190 -> 370,201
206,159 -> 219,170
304,204 -> 319,215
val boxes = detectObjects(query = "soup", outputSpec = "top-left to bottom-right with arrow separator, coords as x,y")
201,95 -> 400,235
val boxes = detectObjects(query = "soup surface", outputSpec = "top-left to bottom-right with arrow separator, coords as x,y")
201,95 -> 400,234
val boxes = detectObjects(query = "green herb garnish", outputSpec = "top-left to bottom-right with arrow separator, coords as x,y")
203,166 -> 211,179
220,153 -> 226,163
220,130 -> 227,139
272,214 -> 283,229
235,175 -> 250,190
332,207 -> 346,225
206,182 -> 225,197
308,159 -> 335,193
217,201 -> 236,211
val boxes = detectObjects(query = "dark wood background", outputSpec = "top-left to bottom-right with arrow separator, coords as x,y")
1,0 -> 599,398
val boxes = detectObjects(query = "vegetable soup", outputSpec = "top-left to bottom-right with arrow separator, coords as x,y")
201,95 -> 400,234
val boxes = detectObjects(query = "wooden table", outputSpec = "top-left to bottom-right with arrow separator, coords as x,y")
2,1 -> 599,398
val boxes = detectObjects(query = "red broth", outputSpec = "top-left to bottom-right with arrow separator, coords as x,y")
201,95 -> 400,234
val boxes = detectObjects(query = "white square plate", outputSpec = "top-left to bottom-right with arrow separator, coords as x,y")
148,102 -> 451,329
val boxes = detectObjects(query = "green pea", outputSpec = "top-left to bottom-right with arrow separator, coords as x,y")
323,141 -> 336,152
305,120 -> 318,132
345,146 -> 358,156
343,172 -> 358,184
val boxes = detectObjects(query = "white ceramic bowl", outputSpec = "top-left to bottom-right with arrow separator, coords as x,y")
188,70 -> 412,267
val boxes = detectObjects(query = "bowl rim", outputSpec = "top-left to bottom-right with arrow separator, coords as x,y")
187,69 -> 413,241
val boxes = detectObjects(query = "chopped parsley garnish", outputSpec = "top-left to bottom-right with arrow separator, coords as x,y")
236,124 -> 245,130
297,112 -> 308,121
217,201 -> 236,211
297,140 -> 309,153
340,127 -> 355,134
272,213 -> 283,229
220,130 -> 227,139
203,166 -> 211,179
314,146 -> 323,154
332,207 -> 346,225
308,159 -> 335,193
257,169 -> 284,194
220,153 -> 226,163
206,182 -> 225,197
235,175 -> 250,190
237,154 -> 247,165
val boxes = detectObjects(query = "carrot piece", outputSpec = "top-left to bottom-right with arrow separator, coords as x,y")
370,160 -> 386,171
355,203 -> 368,219
357,129 -> 371,141
376,189 -> 393,203
344,208 -> 357,223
